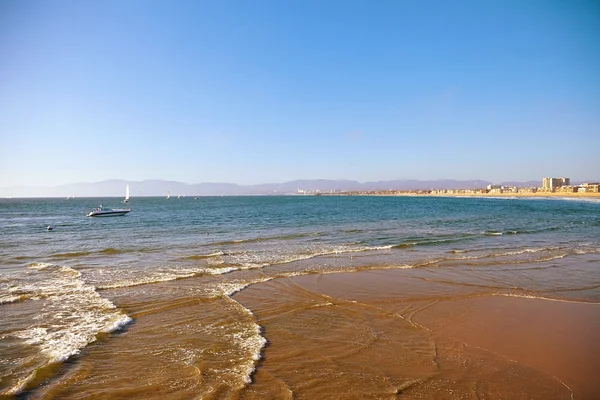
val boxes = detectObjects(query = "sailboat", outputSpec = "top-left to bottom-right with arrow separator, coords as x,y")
166,191 -> 171,200
124,184 -> 130,204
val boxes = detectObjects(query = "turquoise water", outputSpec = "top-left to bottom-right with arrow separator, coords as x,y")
1,195 -> 599,396
3,195 -> 599,269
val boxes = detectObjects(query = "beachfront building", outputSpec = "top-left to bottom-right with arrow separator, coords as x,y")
486,184 -> 502,193
579,183 -> 600,193
485,184 -> 517,194
556,185 -> 577,193
517,187 -> 538,193
542,177 -> 570,192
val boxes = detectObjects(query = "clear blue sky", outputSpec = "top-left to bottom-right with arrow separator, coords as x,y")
1,0 -> 599,186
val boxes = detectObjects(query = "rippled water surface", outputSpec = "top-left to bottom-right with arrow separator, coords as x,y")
1,196 -> 599,398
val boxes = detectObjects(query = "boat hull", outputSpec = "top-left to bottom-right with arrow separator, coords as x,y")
87,210 -> 130,217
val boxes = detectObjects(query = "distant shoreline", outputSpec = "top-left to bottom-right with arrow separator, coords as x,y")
321,191 -> 600,198
2,192 -> 600,199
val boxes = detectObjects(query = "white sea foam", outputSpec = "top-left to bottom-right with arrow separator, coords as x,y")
1,371 -> 38,396
261,244 -> 395,267
238,263 -> 269,270
214,277 -> 274,297
537,254 -> 568,262
0,293 -> 28,304
101,314 -> 134,333
183,251 -> 225,259
96,266 -> 239,290
574,246 -> 600,255
496,293 -> 600,305
229,322 -> 268,384
548,197 -> 600,204
452,246 -> 563,261
28,262 -> 55,270
10,263 -> 132,365
220,296 -> 268,386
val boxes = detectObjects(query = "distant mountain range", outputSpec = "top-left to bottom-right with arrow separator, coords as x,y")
0,178 -> 568,198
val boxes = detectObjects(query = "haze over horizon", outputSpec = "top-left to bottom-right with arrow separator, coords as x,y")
4,176 -> 599,198
1,0 -> 599,187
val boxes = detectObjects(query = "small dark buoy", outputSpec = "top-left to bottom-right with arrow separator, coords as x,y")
47,225 -> 53,231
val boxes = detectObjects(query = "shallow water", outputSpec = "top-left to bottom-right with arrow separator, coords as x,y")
1,196 -> 599,398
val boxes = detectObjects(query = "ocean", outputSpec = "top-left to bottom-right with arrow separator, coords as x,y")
1,195 -> 599,399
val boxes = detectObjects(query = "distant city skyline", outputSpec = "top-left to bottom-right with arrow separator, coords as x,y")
2,176 -> 600,198
1,0 -> 599,187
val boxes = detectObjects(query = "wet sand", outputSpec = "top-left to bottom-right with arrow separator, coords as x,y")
234,268 -> 600,399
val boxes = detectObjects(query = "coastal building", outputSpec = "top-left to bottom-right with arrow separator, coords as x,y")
542,177 -> 570,192
579,183 -> 600,193
517,187 -> 538,193
556,186 -> 577,193
485,184 -> 517,194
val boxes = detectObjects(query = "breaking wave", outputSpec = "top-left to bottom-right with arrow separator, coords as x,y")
3,263 -> 131,395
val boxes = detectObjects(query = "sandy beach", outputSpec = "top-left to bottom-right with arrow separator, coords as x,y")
428,192 -> 600,199
331,191 -> 600,199
234,268 -> 600,399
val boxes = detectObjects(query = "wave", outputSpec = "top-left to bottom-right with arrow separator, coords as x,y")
180,251 -> 225,260
392,237 -> 473,248
96,266 -> 238,290
51,251 -> 94,258
95,244 -> 395,291
484,231 -> 503,236
550,197 -> 600,204
574,247 -> 600,255
481,226 -> 561,236
515,226 -> 561,234
452,246 -> 564,261
209,232 -> 326,246
48,247 -> 161,259
495,293 -> 600,304
0,293 -> 30,304
5,263 -> 131,395
457,244 -> 600,262
262,245 -> 395,267
403,245 -> 587,269
99,247 -> 129,255
1,370 -> 38,397
219,294 -> 269,387
28,262 -> 57,270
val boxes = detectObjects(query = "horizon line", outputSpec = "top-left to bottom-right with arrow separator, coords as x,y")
4,177 -> 592,189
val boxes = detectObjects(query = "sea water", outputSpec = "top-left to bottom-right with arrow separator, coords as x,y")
1,196 -> 599,397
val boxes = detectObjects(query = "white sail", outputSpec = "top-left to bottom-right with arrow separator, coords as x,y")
167,191 -> 171,199
125,184 -> 130,202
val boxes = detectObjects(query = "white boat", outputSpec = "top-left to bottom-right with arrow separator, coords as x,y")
167,191 -> 171,199
87,205 -> 130,217
124,184 -> 130,203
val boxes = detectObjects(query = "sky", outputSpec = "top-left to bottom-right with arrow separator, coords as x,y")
0,0 -> 599,187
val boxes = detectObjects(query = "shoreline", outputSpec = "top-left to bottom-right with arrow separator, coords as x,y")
321,191 -> 600,198
234,268 -> 600,399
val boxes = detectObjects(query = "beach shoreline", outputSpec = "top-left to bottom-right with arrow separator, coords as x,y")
3,196 -> 599,399
322,191 -> 600,199
234,268 -> 600,399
